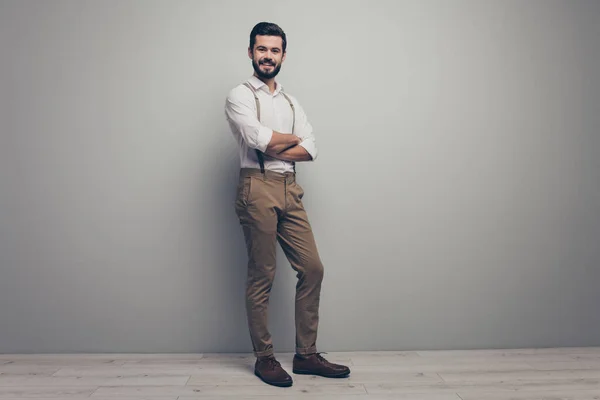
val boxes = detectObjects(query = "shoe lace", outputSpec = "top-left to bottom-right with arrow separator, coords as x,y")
315,352 -> 329,365
264,357 -> 281,370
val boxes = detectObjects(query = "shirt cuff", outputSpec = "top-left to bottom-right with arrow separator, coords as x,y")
298,138 -> 317,161
256,127 -> 273,153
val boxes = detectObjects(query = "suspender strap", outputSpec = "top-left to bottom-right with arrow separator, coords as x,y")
279,91 -> 296,174
242,81 -> 296,174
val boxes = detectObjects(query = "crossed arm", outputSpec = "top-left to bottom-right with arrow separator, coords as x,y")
225,87 -> 318,162
264,132 -> 312,161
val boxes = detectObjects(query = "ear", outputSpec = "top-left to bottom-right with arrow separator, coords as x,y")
248,47 -> 253,59
282,51 -> 286,63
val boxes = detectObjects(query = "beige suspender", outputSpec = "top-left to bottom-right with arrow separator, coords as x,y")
281,92 -> 296,134
242,82 -> 296,173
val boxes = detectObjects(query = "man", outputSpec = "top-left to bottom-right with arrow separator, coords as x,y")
224,22 -> 350,387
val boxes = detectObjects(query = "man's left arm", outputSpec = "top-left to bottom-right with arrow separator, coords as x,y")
266,98 -> 318,162
268,144 -> 312,161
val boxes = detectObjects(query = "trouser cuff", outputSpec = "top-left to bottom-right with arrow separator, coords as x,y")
254,348 -> 274,358
295,345 -> 317,355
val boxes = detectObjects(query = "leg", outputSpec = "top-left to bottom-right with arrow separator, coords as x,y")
278,178 -> 350,379
236,175 -> 280,358
277,180 -> 324,356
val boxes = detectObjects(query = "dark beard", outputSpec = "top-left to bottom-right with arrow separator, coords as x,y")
252,59 -> 281,79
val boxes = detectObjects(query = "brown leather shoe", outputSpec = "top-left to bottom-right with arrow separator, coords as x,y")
254,355 -> 293,387
293,352 -> 351,378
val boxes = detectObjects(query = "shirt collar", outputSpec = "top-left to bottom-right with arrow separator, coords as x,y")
248,75 -> 283,95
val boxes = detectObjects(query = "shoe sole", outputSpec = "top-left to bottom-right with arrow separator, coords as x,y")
254,370 -> 293,387
292,369 -> 350,378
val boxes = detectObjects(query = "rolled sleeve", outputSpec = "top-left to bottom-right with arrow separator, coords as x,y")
225,86 -> 273,151
299,137 -> 317,161
255,125 -> 273,153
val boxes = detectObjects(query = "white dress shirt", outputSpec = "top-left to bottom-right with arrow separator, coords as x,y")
225,75 -> 318,173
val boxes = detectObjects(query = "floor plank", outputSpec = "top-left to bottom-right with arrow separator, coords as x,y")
0,348 -> 598,398
457,389 -> 600,400
0,386 -> 97,398
0,375 -> 190,387
91,383 -> 367,397
439,369 -> 600,384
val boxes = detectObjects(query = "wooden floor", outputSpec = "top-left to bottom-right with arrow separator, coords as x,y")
1,347 -> 600,399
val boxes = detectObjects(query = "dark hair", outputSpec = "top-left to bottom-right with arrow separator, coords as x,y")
249,22 -> 287,53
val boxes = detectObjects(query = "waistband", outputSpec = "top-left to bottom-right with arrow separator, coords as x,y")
240,167 -> 296,183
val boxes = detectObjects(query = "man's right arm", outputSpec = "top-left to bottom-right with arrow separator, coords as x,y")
264,132 -> 301,155
225,87 -> 298,154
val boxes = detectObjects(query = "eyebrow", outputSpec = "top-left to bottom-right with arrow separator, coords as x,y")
256,45 -> 281,51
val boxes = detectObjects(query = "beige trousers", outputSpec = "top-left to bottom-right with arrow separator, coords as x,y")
234,167 -> 324,357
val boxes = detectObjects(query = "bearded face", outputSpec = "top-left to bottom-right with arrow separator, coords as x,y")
249,35 -> 286,79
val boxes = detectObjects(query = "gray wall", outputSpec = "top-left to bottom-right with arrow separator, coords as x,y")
1,0 -> 599,354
